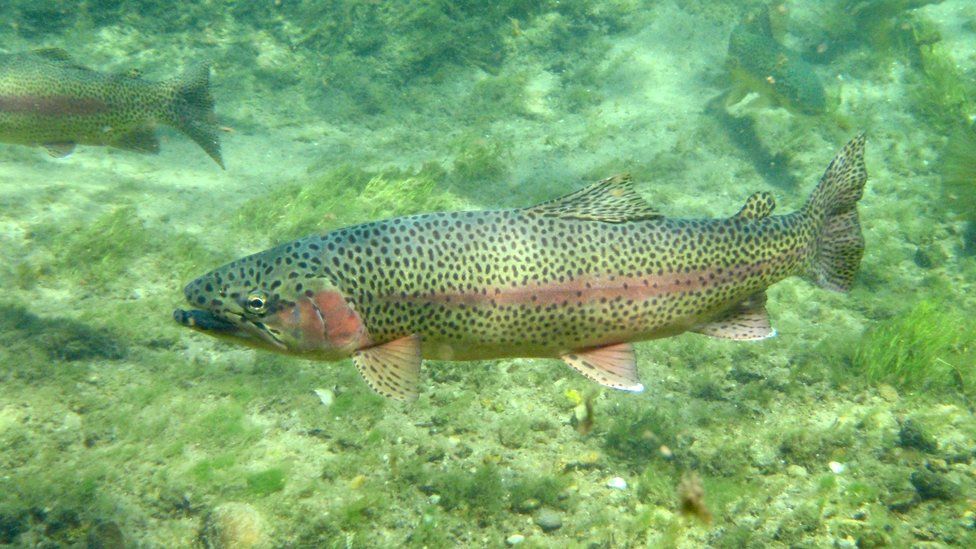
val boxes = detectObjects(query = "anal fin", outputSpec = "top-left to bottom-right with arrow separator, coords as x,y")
693,292 -> 775,341
43,142 -> 76,158
352,335 -> 422,401
561,343 -> 644,392
113,127 -> 160,154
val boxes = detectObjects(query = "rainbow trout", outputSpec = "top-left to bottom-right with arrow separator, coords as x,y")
0,48 -> 222,167
726,7 -> 827,115
176,136 -> 867,400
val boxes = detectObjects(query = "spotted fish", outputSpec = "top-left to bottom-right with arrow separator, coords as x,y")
0,48 -> 222,167
726,7 -> 827,115
175,136 -> 867,400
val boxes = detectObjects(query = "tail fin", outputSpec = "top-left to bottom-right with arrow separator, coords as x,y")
802,134 -> 867,292
166,63 -> 224,169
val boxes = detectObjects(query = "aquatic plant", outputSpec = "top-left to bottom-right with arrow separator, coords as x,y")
234,165 -> 464,244
508,473 -> 569,512
635,463 -> 677,505
910,43 -> 975,132
778,424 -> 855,469
802,1 -> 943,64
423,463 -> 506,520
851,300 -> 976,396
941,123 -> 976,223
246,467 -> 286,496
602,404 -> 676,467
450,136 -> 511,188
32,205 -> 155,288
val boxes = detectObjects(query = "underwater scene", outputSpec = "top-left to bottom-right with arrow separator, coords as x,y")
1,0 -> 975,547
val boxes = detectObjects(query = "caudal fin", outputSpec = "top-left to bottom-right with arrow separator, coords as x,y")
166,63 -> 224,169
802,134 -> 867,292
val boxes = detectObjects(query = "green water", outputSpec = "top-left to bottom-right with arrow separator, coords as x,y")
1,1 -> 974,547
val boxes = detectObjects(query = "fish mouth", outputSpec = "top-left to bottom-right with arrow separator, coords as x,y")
173,308 -> 238,332
173,308 -> 287,350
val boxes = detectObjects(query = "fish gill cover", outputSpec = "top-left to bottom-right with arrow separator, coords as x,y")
0,0 -> 974,548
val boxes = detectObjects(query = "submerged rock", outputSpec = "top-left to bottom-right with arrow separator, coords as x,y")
534,508 -> 562,532
910,470 -> 959,501
514,498 -> 540,514
201,503 -> 266,549
87,521 -> 125,549
898,419 -> 937,453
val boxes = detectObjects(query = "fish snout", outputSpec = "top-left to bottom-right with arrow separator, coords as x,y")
173,308 -> 191,326
173,308 -> 236,332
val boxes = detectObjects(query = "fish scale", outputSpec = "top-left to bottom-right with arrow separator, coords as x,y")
176,136 -> 868,401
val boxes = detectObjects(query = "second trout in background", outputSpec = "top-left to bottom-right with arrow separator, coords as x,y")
0,48 -> 223,167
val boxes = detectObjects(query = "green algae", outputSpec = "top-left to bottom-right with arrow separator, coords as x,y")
422,462 -> 506,519
450,135 -> 511,188
234,164 -> 465,244
910,42 -> 975,132
602,404 -> 676,467
30,205 -> 155,289
508,473 -> 570,512
851,299 -> 976,396
246,468 -> 286,497
941,123 -> 976,222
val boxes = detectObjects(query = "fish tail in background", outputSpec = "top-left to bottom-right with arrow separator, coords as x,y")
164,63 -> 224,168
801,134 -> 868,292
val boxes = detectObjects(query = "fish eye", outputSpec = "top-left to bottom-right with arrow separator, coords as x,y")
245,291 -> 269,314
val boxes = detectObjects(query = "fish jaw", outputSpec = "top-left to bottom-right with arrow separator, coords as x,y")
173,307 -> 289,352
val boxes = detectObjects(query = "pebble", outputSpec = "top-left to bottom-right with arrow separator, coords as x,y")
606,476 -> 628,490
506,533 -> 526,545
515,498 -> 540,513
878,384 -> 899,402
200,502 -> 266,549
86,521 -> 125,549
534,508 -> 563,532
835,536 -> 858,549
313,388 -> 334,409
786,464 -> 808,477
828,461 -> 845,474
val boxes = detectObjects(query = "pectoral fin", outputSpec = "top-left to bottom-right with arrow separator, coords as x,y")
352,335 -> 422,401
693,292 -> 775,340
561,343 -> 644,392
43,142 -> 76,158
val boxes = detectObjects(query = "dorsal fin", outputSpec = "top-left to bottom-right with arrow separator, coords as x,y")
32,47 -> 74,62
734,191 -> 776,220
738,6 -> 774,38
525,174 -> 662,223
31,48 -> 92,71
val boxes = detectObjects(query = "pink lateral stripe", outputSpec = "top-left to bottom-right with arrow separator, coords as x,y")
0,95 -> 110,116
386,252 -> 807,308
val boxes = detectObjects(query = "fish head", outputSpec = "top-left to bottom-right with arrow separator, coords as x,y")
174,246 -> 370,359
